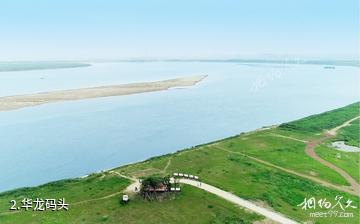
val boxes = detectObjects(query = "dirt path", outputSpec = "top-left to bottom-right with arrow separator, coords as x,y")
269,134 -> 307,143
76,172 -> 299,223
74,191 -> 123,205
305,116 -> 360,194
71,171 -> 141,205
214,145 -> 357,196
178,178 -> 298,224
109,171 -> 140,193
327,116 -> 360,136
112,171 -> 297,224
76,170 -> 301,223
163,158 -> 172,173
0,171 -> 135,216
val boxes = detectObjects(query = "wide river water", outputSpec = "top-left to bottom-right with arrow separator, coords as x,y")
0,62 -> 359,192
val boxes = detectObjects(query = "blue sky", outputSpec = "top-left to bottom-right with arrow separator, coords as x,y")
0,0 -> 358,60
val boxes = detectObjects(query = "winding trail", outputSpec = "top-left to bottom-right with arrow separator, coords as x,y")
81,170 -> 299,223
108,171 -> 140,193
1,117 -> 358,220
214,145 -> 356,196
305,116 -> 360,194
74,191 -> 123,205
269,134 -> 307,143
113,173 -> 299,224
327,116 -> 360,136
163,158 -> 172,173
0,172 -> 139,217
178,178 -> 298,224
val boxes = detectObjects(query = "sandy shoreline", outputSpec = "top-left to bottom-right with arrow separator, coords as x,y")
0,75 -> 207,112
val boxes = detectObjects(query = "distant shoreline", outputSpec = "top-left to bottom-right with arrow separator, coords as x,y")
0,62 -> 91,72
0,75 -> 207,112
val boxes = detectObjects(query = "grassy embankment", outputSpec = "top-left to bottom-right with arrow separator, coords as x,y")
0,174 -> 261,223
315,143 -> 359,183
314,118 -> 360,183
0,102 -> 359,224
118,102 -> 360,223
336,119 -> 359,147
280,102 -> 359,183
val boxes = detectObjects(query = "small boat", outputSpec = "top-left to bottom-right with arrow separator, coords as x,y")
323,66 -> 336,69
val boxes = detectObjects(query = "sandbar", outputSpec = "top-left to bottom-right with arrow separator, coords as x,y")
0,75 -> 207,112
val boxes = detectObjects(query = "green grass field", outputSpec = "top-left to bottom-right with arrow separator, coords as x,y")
336,119 -> 360,147
0,174 -> 261,224
279,102 -> 359,134
118,144 -> 359,223
1,102 -> 359,224
216,130 -> 350,186
316,143 -> 360,183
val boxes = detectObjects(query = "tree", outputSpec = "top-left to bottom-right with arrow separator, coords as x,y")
140,175 -> 171,201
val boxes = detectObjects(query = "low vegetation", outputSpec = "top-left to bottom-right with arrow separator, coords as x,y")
218,130 -> 349,186
316,143 -> 360,182
336,119 -> 360,147
0,175 -> 261,224
118,144 -> 359,223
1,102 -> 359,224
279,102 -> 359,134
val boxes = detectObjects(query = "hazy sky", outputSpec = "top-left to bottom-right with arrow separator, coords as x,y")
0,0 -> 359,60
